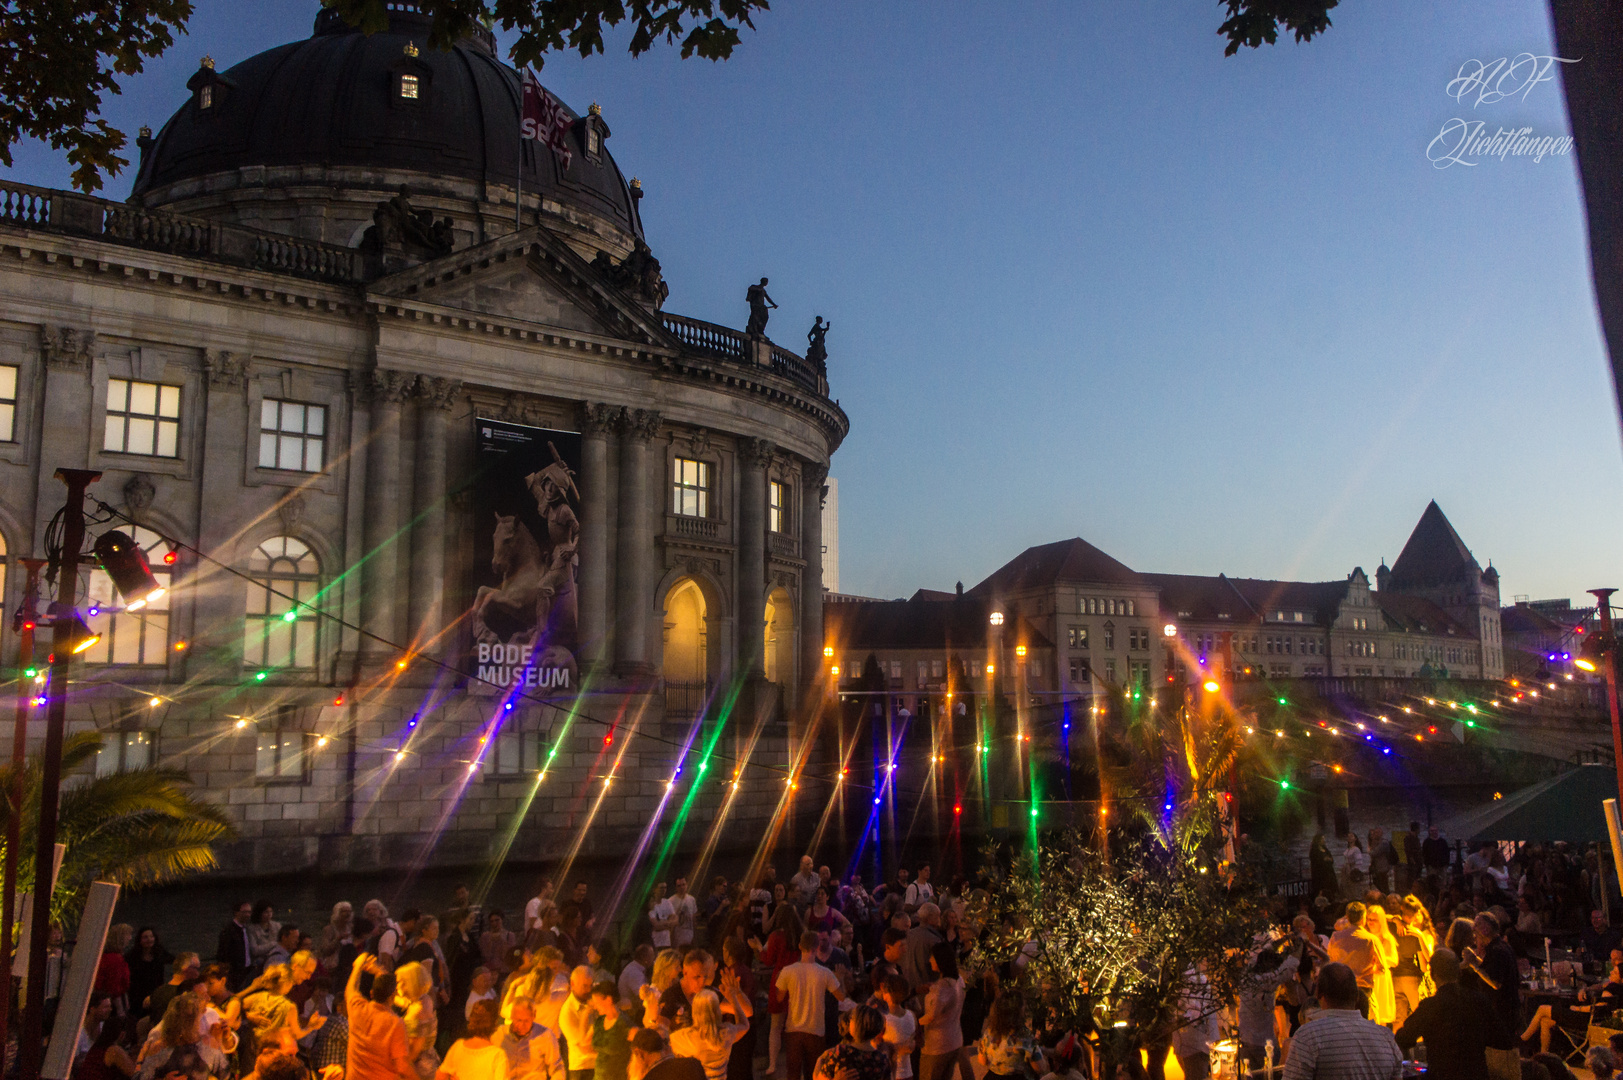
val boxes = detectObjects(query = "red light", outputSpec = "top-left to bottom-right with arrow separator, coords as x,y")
1427,726 -> 1437,734
21,620 -> 34,631
333,693 -> 345,706
163,551 -> 176,565
604,735 -> 613,746
953,805 -> 962,814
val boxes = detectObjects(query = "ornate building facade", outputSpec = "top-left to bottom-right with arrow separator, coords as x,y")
0,8 -> 845,874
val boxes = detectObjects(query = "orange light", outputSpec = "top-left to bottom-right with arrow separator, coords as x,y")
986,663 -> 995,675
1015,645 -> 1027,658
830,666 -> 840,676
333,693 -> 345,706
1332,764 -> 1343,773
1203,680 -> 1220,693
173,640 -> 187,651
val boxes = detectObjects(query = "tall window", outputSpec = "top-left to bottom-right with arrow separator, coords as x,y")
259,400 -> 326,472
256,712 -> 309,782
486,726 -> 536,777
96,729 -> 155,776
84,526 -> 173,665
104,379 -> 180,457
769,481 -> 787,532
400,74 -> 420,99
245,537 -> 320,669
1102,623 -> 1115,651
673,458 -> 710,517
0,364 -> 16,441
1129,659 -> 1150,686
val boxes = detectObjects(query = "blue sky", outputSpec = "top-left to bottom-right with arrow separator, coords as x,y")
6,1 -> 1618,604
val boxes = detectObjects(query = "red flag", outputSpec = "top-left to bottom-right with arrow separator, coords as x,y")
521,69 -> 574,170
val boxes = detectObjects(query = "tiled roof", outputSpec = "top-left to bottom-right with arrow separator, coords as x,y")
1375,593 -> 1473,638
823,597 -> 1053,651
969,537 -> 1146,596
1388,501 -> 1481,589
1143,573 -> 1350,626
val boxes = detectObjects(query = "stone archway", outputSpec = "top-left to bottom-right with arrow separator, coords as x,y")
763,585 -> 795,687
663,578 -> 709,720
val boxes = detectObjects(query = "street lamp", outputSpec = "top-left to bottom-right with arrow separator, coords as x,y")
1163,624 -> 1177,638
989,611 -> 1004,626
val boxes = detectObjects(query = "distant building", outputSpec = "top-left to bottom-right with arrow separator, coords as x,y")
822,476 -> 840,593
1501,598 -> 1595,679
823,501 -> 1505,714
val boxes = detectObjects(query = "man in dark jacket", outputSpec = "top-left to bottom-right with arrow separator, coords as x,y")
1421,827 -> 1452,884
1395,949 -> 1491,1080
216,899 -> 254,990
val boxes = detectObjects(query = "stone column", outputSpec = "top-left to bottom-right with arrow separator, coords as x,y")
613,408 -> 660,677
737,438 -> 773,679
192,349 -> 250,671
408,377 -> 459,659
799,462 -> 828,697
361,369 -> 413,657
577,402 -> 616,667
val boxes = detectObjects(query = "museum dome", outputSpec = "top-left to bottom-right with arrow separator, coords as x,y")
131,5 -> 642,244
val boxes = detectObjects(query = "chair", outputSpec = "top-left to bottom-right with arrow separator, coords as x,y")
1579,1011 -> 1623,1065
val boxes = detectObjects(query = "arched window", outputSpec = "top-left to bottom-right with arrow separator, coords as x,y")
245,537 -> 320,670
83,526 -> 173,665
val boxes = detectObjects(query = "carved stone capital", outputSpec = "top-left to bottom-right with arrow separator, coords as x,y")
369,368 -> 414,405
802,461 -> 829,488
739,437 -> 776,469
577,400 -> 619,436
417,375 -> 461,411
619,407 -> 662,443
42,326 -> 94,370
203,349 -> 249,390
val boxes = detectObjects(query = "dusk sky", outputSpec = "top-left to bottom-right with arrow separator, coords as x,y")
6,0 -> 1617,605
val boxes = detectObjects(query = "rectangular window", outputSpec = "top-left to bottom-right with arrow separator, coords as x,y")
95,729 -> 155,777
673,458 -> 710,517
931,659 -> 944,679
917,660 -> 929,686
1129,659 -> 1150,686
1304,663 -> 1325,676
83,528 -> 172,666
258,399 -> 326,472
1103,626 -> 1115,651
1068,626 -> 1089,649
486,728 -> 536,777
1104,660 -> 1117,683
0,364 -> 16,441
255,722 -> 310,783
1128,628 -> 1149,651
769,480 -> 787,533
1270,662 -> 1291,678
1030,659 -> 1043,678
104,379 -> 181,457
888,660 -> 902,681
400,73 -> 420,99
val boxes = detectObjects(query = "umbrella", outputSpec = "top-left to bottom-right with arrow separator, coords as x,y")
1444,765 -> 1620,844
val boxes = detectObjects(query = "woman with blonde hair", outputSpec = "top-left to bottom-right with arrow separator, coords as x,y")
649,949 -> 683,996
1359,899 -> 1401,1026
242,962 -> 325,1057
397,960 -> 442,1079
317,902 -> 353,970
669,979 -> 752,1080
135,994 -> 230,1080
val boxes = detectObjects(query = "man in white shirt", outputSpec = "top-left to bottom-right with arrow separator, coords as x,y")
558,966 -> 599,1080
618,945 -> 654,1008
789,856 -> 820,910
648,882 -> 677,949
671,878 -> 698,948
500,998 -> 565,1080
1282,962 -> 1403,1080
775,931 -> 847,1080
903,866 -> 934,913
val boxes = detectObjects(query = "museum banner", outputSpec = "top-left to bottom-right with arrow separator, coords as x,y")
468,417 -> 582,697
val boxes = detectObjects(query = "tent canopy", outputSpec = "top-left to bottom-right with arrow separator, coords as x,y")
1445,765 -> 1620,844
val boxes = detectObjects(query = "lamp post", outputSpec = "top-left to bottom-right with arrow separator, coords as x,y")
1589,588 -> 1623,801
0,557 -> 45,1054
20,468 -> 99,1079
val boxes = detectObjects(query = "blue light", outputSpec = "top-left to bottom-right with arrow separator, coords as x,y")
1363,734 -> 1372,742
1381,747 -> 1392,755
503,702 -> 514,711
873,797 -> 881,805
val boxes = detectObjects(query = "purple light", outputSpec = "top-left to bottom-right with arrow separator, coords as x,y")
503,702 -> 514,711
87,606 -> 100,617
873,797 -> 881,805
1381,747 -> 1392,755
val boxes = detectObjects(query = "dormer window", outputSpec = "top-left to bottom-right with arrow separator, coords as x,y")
400,74 -> 420,100
583,103 -> 609,163
587,126 -> 601,155
389,42 -> 431,109
198,85 -> 214,109
187,56 -> 232,117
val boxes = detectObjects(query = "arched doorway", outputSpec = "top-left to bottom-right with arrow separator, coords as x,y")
763,586 -> 795,686
663,578 -> 708,720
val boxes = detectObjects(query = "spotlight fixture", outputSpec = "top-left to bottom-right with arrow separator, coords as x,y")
92,530 -> 164,610
50,604 -> 101,654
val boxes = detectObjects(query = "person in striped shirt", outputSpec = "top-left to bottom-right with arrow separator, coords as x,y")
1283,962 -> 1404,1080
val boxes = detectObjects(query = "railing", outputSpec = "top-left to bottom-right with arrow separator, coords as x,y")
768,533 -> 798,558
661,311 -> 746,361
0,178 -> 363,286
664,680 -> 713,723
769,344 -> 820,387
670,515 -> 720,541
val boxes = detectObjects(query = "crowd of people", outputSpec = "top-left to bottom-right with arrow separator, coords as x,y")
51,833 -> 1623,1080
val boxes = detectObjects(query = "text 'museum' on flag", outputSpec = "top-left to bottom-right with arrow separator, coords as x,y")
521,69 -> 574,170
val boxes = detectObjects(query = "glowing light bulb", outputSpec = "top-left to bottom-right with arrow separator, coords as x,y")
316,736 -> 328,747
149,697 -> 161,707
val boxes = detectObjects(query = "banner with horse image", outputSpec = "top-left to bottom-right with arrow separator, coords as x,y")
468,418 -> 582,697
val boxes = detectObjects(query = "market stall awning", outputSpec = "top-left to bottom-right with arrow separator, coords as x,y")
1445,765 -> 1620,844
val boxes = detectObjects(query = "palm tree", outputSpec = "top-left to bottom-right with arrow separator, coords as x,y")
0,731 -> 235,927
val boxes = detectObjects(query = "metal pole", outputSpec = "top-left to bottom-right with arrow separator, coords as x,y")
0,557 -> 46,1056
20,469 -> 98,1078
1589,589 -> 1623,803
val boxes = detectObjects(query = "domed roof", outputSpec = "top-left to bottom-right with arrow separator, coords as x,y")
131,7 -> 641,237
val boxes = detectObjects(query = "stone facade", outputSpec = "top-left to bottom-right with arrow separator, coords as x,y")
0,14 -> 846,876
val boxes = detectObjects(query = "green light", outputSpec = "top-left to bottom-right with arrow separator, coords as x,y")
1279,779 -> 1291,790
697,760 -> 707,773
23,667 -> 36,678
1465,703 -> 1478,714
1465,720 -> 1475,728
282,608 -> 299,623
254,671 -> 268,682
1132,691 -> 1140,700
1030,807 -> 1039,817
1277,697 -> 1288,705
